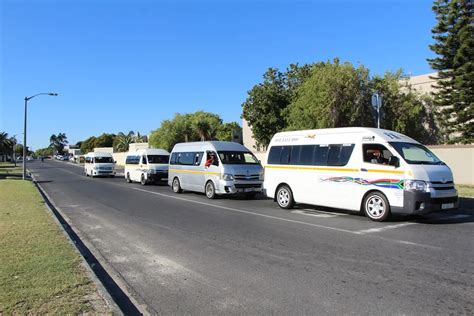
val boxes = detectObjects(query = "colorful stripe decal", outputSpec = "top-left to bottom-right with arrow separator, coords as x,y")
321,176 -> 404,189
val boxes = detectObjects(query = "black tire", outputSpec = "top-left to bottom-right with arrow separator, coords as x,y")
126,172 -> 132,183
172,177 -> 182,193
363,191 -> 391,222
276,185 -> 294,209
140,174 -> 147,186
205,181 -> 216,199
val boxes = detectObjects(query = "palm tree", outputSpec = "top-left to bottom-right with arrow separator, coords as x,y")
114,131 -> 135,152
0,132 -> 13,162
49,133 -> 68,155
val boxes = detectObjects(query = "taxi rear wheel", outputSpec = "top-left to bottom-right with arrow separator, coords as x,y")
172,177 -> 182,193
276,185 -> 294,209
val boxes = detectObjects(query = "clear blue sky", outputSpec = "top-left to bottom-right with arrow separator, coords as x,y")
1,0 -> 436,150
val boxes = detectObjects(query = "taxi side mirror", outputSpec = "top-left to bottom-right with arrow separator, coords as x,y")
388,156 -> 399,167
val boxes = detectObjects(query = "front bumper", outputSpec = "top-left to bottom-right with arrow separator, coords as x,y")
147,172 -> 168,183
392,191 -> 458,214
218,181 -> 263,194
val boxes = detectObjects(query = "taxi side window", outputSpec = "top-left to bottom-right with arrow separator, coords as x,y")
142,156 -> 147,164
363,144 -> 393,165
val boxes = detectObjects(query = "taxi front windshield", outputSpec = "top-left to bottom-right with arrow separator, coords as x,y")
218,151 -> 259,165
389,142 -> 444,165
94,157 -> 113,163
147,155 -> 169,164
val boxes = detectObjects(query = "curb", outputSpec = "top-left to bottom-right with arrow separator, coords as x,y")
29,171 -> 148,315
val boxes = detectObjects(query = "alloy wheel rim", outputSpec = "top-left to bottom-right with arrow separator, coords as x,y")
206,183 -> 213,197
278,189 -> 289,207
367,196 -> 385,218
173,179 -> 179,191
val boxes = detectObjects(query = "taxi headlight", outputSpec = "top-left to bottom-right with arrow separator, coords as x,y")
221,173 -> 234,181
405,180 -> 428,192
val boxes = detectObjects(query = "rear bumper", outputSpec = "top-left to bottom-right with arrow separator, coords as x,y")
148,172 -> 168,182
391,191 -> 458,215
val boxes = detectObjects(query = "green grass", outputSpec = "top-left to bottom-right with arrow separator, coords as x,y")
457,185 -> 474,198
0,164 -> 109,314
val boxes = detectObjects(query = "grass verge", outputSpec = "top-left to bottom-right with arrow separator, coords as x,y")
457,185 -> 474,198
0,163 -> 109,314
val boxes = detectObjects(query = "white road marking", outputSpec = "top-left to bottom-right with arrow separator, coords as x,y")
38,165 -> 442,250
291,210 -> 338,218
356,222 -> 417,234
132,187 -> 360,235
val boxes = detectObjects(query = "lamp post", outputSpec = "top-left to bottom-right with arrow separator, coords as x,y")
371,93 -> 383,129
23,93 -> 58,180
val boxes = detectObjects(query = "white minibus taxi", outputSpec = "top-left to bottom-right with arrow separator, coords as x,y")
125,148 -> 170,185
168,141 -> 264,199
84,152 -> 116,177
264,127 -> 458,221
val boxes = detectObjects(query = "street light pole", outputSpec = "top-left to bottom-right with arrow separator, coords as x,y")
23,93 -> 58,180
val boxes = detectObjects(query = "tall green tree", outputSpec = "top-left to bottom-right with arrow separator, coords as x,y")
191,111 -> 222,141
242,64 -> 312,150
49,133 -> 68,155
428,0 -> 474,143
372,71 -> 439,144
286,59 -> 373,130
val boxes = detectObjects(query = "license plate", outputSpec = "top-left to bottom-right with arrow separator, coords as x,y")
244,188 -> 255,192
442,203 -> 454,209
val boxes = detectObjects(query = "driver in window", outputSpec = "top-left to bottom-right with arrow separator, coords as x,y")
367,149 -> 388,165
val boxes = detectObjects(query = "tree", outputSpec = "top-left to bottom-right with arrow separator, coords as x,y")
80,136 -> 97,154
149,111 -> 238,151
285,59 -> 373,130
428,0 -> 474,143
191,111 -> 222,141
0,132 -> 12,155
242,69 -> 290,150
113,131 -> 136,152
216,122 -> 242,142
94,133 -> 116,148
49,133 -> 68,155
35,147 -> 53,157
372,71 -> 439,144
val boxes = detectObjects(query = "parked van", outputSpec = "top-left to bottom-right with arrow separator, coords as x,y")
84,152 -> 116,177
168,141 -> 264,199
125,148 -> 170,185
264,127 -> 458,221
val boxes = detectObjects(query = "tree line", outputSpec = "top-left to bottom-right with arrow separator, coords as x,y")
242,0 -> 472,148
242,60 -> 439,150
31,111 -> 241,156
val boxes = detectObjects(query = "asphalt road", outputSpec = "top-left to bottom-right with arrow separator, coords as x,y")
28,160 -> 474,315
